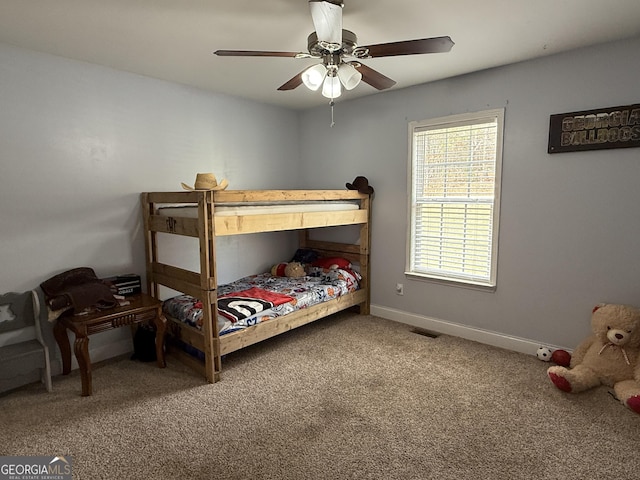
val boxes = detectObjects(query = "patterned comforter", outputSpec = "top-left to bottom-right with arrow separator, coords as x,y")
163,267 -> 360,336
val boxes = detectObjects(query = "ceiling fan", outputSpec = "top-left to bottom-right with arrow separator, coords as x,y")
214,0 -> 454,101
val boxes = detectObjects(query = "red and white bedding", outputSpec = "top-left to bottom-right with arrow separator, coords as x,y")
163,267 -> 361,336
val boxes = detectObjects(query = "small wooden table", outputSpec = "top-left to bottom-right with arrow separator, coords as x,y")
53,293 -> 166,396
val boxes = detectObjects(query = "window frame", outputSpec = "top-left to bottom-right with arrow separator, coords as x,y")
406,108 -> 505,289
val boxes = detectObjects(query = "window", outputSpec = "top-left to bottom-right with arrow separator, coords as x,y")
407,109 -> 504,288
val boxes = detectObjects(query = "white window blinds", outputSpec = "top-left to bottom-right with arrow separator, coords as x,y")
408,109 -> 504,287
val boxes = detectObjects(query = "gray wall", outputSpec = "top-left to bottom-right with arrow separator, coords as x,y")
0,43 -> 300,365
300,36 -> 640,353
2,36 -> 639,370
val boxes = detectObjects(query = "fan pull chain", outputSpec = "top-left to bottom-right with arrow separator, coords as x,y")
329,100 -> 335,127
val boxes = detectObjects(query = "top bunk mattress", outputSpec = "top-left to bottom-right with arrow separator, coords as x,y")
157,201 -> 360,218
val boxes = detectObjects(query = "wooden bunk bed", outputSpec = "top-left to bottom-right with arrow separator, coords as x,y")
140,189 -> 371,383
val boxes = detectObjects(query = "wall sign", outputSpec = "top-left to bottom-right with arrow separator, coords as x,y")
548,103 -> 640,154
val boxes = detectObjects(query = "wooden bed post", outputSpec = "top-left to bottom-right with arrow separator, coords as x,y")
298,229 -> 309,249
359,194 -> 371,315
141,193 -> 159,299
199,191 -> 221,383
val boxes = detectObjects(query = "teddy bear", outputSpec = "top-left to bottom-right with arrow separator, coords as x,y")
270,261 -> 306,278
547,303 -> 640,414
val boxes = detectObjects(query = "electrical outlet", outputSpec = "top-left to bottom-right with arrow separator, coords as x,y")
396,283 -> 404,295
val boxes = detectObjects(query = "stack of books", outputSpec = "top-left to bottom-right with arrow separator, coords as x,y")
102,274 -> 142,297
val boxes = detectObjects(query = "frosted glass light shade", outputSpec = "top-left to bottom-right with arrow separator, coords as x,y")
322,75 -> 342,99
337,63 -> 362,90
302,64 -> 328,91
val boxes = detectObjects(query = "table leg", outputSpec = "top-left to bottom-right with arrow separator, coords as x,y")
53,321 -> 72,375
154,311 -> 167,368
73,334 -> 92,396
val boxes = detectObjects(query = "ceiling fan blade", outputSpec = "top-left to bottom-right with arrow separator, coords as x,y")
214,50 -> 300,58
309,0 -> 343,46
361,36 -> 454,58
353,62 -> 396,90
277,71 -> 305,91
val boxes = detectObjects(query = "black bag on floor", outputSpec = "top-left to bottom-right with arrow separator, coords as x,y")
131,324 -> 157,362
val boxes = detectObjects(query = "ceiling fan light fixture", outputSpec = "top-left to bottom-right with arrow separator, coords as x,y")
337,63 -> 362,90
214,2 -> 454,106
322,74 -> 342,99
301,64 -> 327,91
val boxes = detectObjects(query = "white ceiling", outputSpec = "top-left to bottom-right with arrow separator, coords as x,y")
1,0 -> 639,110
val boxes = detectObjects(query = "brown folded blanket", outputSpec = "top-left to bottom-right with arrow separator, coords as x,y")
40,267 -> 117,313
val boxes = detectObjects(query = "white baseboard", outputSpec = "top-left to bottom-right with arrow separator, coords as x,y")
60,308 -> 567,373
370,304 -> 569,356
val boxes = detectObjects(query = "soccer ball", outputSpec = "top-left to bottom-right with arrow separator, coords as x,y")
536,346 -> 553,361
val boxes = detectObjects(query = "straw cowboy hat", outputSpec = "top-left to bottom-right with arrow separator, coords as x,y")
346,176 -> 374,194
181,173 -> 229,191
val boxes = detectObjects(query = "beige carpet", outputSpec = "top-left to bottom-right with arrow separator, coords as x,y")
2,313 -> 639,480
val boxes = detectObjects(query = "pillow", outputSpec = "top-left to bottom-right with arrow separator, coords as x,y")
311,256 -> 352,270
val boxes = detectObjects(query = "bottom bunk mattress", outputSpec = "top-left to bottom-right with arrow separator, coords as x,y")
162,267 -> 361,336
